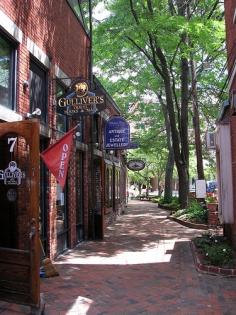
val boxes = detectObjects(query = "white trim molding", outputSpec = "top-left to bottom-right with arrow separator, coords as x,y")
0,105 -> 22,122
0,9 -> 23,43
27,38 -> 51,68
54,65 -> 71,87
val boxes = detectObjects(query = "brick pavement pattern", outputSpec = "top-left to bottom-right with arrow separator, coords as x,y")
1,200 -> 236,314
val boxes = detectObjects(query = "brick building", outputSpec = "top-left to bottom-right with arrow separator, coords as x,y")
216,1 -> 236,248
0,0 -> 127,264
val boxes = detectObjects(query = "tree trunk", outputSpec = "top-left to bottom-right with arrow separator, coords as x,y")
159,95 -> 175,202
190,58 -> 205,179
178,164 -> 189,207
164,148 -> 174,202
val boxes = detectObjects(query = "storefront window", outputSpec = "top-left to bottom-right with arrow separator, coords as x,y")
56,81 -> 67,133
115,169 -> 120,200
105,166 -> 113,207
0,34 -> 15,109
76,153 -> 84,241
56,183 -> 68,255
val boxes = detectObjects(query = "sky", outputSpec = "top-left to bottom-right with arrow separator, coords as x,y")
93,2 -> 110,21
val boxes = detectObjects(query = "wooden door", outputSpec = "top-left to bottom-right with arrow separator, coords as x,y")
0,120 -> 40,308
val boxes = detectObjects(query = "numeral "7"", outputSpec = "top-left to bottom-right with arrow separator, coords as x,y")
8,137 -> 17,153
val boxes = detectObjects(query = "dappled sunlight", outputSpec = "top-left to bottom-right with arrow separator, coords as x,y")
66,296 -> 94,315
56,236 -> 177,265
40,201 -> 236,315
56,202 -> 203,266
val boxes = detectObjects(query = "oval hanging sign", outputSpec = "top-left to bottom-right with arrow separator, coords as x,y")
127,159 -> 145,171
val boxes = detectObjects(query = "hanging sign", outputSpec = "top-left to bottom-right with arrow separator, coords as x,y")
57,80 -> 106,116
105,116 -> 130,149
40,127 -> 75,189
127,159 -> 145,171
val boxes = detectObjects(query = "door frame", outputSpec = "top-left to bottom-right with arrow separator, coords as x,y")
0,120 -> 40,308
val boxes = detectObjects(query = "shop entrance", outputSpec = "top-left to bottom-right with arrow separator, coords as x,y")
0,121 -> 40,311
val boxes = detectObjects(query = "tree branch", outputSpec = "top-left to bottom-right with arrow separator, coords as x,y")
126,35 -> 164,79
130,0 -> 139,24
147,0 -> 153,14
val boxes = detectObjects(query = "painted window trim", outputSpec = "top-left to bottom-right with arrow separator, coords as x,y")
0,9 -> 23,43
0,105 -> 22,122
54,65 -> 71,87
27,38 -> 51,69
0,31 -> 17,113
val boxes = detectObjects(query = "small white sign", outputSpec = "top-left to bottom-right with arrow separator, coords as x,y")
0,161 -> 25,185
195,179 -> 206,198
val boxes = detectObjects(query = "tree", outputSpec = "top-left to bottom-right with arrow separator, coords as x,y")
93,0 -> 226,207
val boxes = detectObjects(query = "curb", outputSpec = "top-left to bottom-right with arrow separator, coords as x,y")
190,241 -> 236,277
168,215 -> 209,230
158,204 -> 178,211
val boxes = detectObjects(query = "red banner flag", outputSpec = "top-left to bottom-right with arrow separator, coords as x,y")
40,128 -> 75,189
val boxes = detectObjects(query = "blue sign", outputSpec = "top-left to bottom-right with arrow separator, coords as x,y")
105,116 -> 130,149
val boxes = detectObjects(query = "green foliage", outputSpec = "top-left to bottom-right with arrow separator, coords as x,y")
93,0 -> 226,200
173,201 -> 208,223
206,195 -> 218,203
194,234 -> 235,268
158,196 -> 180,210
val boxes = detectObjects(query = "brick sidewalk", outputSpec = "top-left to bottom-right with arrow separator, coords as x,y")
1,200 -> 236,314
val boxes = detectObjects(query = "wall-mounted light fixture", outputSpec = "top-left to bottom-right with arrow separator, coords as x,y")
26,108 -> 42,119
23,80 -> 29,93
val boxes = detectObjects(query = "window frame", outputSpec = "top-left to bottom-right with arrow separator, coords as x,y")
0,30 -> 17,110
29,58 -> 48,123
56,80 -> 68,133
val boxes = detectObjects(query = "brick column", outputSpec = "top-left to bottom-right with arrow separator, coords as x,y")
207,203 -> 219,227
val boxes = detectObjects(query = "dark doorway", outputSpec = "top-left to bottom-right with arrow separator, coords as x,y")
76,152 -> 84,241
0,134 -> 17,248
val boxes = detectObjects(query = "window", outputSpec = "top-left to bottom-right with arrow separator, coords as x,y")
115,169 -> 120,200
105,166 -> 113,207
93,114 -> 99,145
29,60 -> 47,122
56,183 -> 68,255
76,152 -> 84,241
0,33 -> 15,109
56,81 -> 67,133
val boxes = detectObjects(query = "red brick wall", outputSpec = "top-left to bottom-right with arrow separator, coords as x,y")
0,1 -> 90,258
224,0 -> 236,76
0,0 -> 89,78
0,2 -> 126,257
229,116 -> 236,247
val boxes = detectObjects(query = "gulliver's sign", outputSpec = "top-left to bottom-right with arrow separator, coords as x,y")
57,81 -> 106,116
